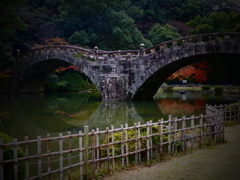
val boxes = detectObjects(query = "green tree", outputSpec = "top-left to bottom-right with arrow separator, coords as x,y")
186,11 -> 240,35
68,30 -> 91,46
0,0 -> 26,69
147,24 -> 181,45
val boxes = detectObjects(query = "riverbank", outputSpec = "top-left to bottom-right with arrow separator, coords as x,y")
156,85 -> 240,96
103,124 -> 240,180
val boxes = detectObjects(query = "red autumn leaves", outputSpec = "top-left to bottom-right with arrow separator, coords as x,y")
168,61 -> 210,83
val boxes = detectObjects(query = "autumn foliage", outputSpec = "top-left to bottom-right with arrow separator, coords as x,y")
33,37 -> 69,49
156,99 -> 206,116
167,61 -> 210,83
55,65 -> 80,73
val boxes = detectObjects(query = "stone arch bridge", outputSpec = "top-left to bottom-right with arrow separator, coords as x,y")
14,33 -> 240,100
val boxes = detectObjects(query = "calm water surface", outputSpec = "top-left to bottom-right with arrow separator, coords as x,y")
0,91 -> 239,140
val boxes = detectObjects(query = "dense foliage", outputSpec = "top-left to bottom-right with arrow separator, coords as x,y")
45,66 -> 92,92
0,0 -> 240,89
0,132 -> 25,180
167,61 -> 210,83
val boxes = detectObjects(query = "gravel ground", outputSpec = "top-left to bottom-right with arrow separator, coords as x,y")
103,125 -> 240,180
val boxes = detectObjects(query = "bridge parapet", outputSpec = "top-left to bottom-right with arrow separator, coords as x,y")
20,33 -> 239,62
144,33 -> 240,55
21,45 -> 142,63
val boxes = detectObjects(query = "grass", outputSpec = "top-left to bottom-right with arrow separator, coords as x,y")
157,85 -> 240,93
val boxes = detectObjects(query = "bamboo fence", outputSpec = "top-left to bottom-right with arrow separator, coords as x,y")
0,102 -> 239,180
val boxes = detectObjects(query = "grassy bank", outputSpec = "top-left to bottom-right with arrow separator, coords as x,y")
103,124 -> 240,180
157,84 -> 240,94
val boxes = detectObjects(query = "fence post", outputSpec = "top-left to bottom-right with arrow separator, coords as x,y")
79,131 -> 83,180
168,115 -> 172,155
106,127 -> 110,174
149,120 -> 153,159
68,131 -> 72,179
134,123 -> 138,163
146,121 -> 150,161
182,116 -> 186,151
59,133 -> 63,180
47,134 -> 51,180
199,114 -> 203,148
214,115 -> 217,143
191,115 -> 195,149
125,124 -> 129,166
0,139 -> 3,180
218,113 -> 222,139
174,117 -> 178,153
13,138 -> 18,180
224,104 -> 227,122
120,125 -> 125,168
111,126 -> 115,171
158,119 -> 163,157
91,129 -> 96,179
221,112 -> 225,142
24,136 -> 29,179
96,128 -> 100,172
84,126 -> 89,178
138,122 -> 141,163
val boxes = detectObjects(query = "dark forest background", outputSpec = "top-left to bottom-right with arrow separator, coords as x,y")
1,0 -> 240,92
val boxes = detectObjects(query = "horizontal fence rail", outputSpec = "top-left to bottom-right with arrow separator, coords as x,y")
0,102 -> 239,179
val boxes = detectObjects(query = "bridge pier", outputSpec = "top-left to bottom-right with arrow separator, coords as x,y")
97,75 -> 131,101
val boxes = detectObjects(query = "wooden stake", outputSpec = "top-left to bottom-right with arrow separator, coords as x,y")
84,126 -> 89,178
68,131 -> 72,179
191,115 -> 195,149
121,125 -> 125,168
138,122 -> 141,163
59,133 -> 63,180
91,129 -> 96,179
25,136 -> 29,179
79,131 -> 83,180
168,115 -> 172,154
111,126 -> 115,171
134,123 -> 138,164
37,136 -> 41,180
125,124 -> 129,166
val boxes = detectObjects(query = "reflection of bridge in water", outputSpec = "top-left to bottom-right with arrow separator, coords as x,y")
2,93 -> 145,139
14,33 -> 240,100
83,101 -> 145,130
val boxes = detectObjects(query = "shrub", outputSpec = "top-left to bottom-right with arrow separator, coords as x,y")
214,86 -> 223,93
161,83 -> 168,90
0,132 -> 25,180
101,126 -> 168,157
201,85 -> 210,90
166,86 -> 174,92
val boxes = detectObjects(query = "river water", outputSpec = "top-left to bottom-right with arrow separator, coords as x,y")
0,91 -> 240,141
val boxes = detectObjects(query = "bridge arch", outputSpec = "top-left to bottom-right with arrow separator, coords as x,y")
14,33 -> 240,100
14,46 -> 98,93
130,33 -> 240,100
132,53 -> 240,100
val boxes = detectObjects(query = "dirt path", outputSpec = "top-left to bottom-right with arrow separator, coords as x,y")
104,125 -> 240,180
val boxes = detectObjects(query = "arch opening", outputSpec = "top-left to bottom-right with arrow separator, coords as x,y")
16,59 -> 100,96
132,53 -> 240,100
